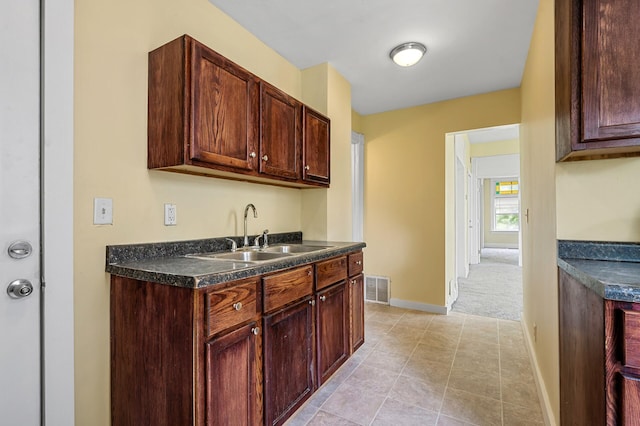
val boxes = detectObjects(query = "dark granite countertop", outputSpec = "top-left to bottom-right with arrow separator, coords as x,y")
106,232 -> 366,289
558,240 -> 640,302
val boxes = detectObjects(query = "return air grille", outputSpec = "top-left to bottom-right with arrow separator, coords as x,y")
365,275 -> 390,304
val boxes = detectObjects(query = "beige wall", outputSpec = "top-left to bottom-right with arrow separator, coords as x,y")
557,157 -> 640,240
361,89 -> 520,310
519,0 -> 559,422
74,0 -> 351,424
483,179 -> 519,247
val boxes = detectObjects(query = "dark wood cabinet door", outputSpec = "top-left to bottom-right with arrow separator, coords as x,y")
556,0 -> 640,160
582,0 -> 640,144
317,281 -> 348,385
302,106 -> 330,185
621,374 -> 640,425
349,274 -> 365,354
263,297 -> 315,426
260,82 -> 300,180
206,322 -> 261,426
191,40 -> 259,171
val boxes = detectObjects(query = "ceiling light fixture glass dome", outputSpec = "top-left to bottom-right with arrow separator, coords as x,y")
389,42 -> 427,67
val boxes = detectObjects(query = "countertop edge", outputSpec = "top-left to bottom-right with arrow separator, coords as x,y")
106,240 -> 366,289
558,239 -> 640,303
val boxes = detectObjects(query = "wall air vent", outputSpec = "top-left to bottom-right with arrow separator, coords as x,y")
364,275 -> 390,304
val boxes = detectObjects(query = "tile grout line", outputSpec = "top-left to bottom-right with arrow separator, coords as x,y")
368,311 -> 415,425
434,313 -> 465,425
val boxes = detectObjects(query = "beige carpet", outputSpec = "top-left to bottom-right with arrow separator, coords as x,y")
451,248 -> 522,321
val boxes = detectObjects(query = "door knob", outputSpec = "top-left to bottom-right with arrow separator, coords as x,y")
320,295 -> 326,302
249,152 -> 256,158
7,279 -> 34,299
262,155 -> 269,162
304,165 -> 310,171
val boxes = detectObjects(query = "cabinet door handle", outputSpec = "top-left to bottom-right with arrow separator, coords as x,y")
233,302 -> 243,311
251,327 -> 260,335
351,279 -> 356,285
304,165 -> 310,171
309,300 -> 315,306
307,269 -> 312,276
356,260 -> 362,265
262,155 -> 269,162
249,152 -> 256,158
320,295 -> 326,302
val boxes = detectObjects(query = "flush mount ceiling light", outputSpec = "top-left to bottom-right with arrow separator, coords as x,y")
389,42 -> 427,67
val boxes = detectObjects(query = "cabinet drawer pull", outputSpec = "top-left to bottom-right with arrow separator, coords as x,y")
249,151 -> 256,158
251,326 -> 260,335
309,299 -> 315,306
356,260 -> 362,265
262,155 -> 269,162
233,302 -> 243,311
320,295 -> 326,302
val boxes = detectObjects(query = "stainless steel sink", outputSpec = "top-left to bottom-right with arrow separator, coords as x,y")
187,250 -> 292,262
185,243 -> 333,262
262,244 -> 333,253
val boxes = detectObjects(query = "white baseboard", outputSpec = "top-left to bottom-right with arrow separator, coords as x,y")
520,311 -> 557,426
390,298 -> 448,315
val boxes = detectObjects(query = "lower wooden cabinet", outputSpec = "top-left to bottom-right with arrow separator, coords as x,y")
111,250 -> 364,426
206,322 -> 262,426
263,297 -> 315,426
316,281 -> 349,385
559,268 -> 640,424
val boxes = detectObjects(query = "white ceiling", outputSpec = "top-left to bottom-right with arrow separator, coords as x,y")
208,0 -> 539,115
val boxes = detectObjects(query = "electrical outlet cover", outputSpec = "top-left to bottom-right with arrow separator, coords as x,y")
164,203 -> 177,226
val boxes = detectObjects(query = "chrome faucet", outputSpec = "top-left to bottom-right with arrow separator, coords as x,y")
254,229 -> 269,249
243,204 -> 258,247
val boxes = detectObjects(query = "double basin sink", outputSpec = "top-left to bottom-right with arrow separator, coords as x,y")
186,244 -> 333,263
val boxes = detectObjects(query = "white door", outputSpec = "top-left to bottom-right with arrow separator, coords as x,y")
1,0 -> 42,424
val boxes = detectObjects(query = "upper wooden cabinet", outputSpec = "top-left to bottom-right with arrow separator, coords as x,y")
148,35 -> 330,187
303,106 -> 330,185
556,0 -> 640,161
148,35 -> 259,173
260,82 -> 301,180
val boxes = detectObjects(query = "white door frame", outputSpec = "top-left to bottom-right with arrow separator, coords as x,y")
468,158 -> 482,265
42,0 -> 75,423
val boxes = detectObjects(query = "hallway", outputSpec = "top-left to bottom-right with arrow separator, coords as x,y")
452,248 -> 523,321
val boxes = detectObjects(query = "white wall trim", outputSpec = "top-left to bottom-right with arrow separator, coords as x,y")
43,0 -> 75,424
521,311 -> 557,426
484,242 -> 519,249
390,298 -> 448,315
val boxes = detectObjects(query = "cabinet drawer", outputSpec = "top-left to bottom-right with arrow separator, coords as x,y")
206,278 -> 259,338
263,265 -> 313,313
623,309 -> 640,368
348,251 -> 363,277
316,256 -> 347,290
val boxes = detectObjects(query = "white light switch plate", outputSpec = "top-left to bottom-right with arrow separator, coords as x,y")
94,197 -> 113,225
164,203 -> 177,226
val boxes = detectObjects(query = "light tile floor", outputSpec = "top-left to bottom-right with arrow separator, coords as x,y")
285,303 -> 544,426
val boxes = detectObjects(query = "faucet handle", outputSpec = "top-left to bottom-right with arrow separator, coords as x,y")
261,229 -> 269,249
225,238 -> 237,252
